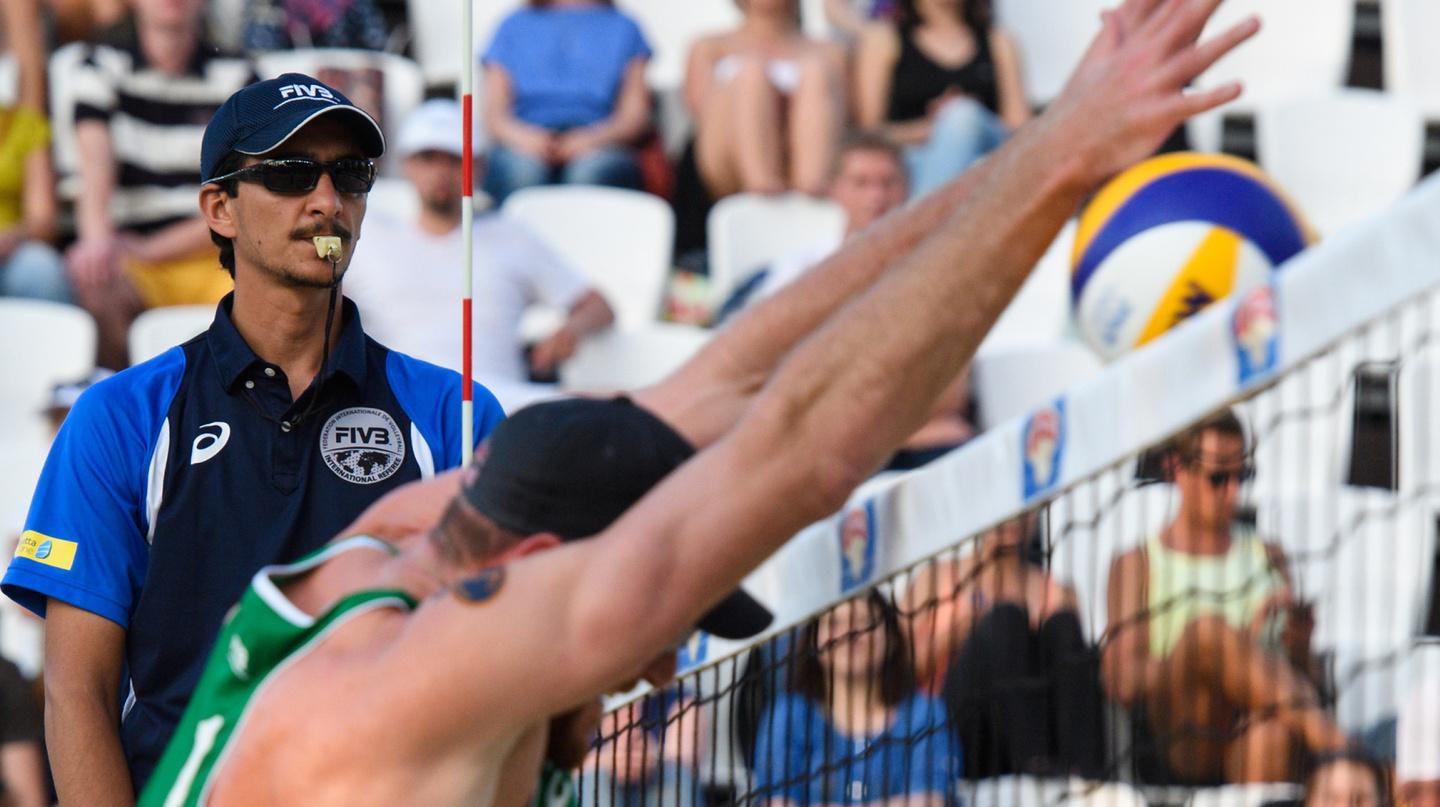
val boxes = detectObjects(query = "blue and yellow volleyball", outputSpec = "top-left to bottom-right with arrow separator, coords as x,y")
1070,152 -> 1313,361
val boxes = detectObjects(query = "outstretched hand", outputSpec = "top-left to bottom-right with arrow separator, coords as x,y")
1043,0 -> 1260,188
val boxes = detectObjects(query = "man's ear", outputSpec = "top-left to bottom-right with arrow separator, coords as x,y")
500,533 -> 562,562
198,184 -> 239,239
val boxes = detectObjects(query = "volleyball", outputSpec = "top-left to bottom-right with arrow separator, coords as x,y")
1070,152 -> 1314,361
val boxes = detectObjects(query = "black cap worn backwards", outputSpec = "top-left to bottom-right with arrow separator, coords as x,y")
201,72 -> 385,183
464,397 -> 773,641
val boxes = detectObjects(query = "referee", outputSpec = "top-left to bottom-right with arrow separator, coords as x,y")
2,74 -> 504,804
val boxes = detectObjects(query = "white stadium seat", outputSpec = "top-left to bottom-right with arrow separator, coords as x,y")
971,340 -> 1104,430
502,186 -> 675,328
706,192 -> 846,304
128,305 -> 215,366
1185,0 -> 1354,153
1383,0 -> 1440,120
558,322 -> 710,394
1256,89 -> 1424,236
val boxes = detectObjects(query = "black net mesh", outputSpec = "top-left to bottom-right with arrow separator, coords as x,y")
572,289 -> 1440,807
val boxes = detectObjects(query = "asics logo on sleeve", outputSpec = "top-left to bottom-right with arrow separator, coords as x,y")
191,422 -> 232,465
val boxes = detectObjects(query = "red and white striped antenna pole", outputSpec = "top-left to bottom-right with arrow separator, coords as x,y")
460,0 -> 476,467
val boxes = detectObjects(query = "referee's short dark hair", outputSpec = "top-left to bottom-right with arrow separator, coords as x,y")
206,151 -> 245,277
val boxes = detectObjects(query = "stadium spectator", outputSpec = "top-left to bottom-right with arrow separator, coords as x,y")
1396,659 -> 1440,807
1101,411 -> 1348,784
3,74 -> 504,803
345,99 -> 616,394
0,0 -> 68,303
713,132 -> 910,325
62,0 -> 253,369
754,592 -> 960,807
583,688 -> 704,807
684,0 -> 845,199
243,0 -> 390,52
0,658 -> 47,807
1298,751 -> 1387,807
480,0 -> 652,204
853,0 -> 1030,199
904,512 -> 1104,778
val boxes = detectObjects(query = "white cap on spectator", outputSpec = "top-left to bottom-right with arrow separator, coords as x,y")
1398,657 -> 1440,782
396,98 -> 487,159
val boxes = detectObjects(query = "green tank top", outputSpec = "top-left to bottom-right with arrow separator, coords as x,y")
138,536 -> 414,807
1145,525 -> 1284,658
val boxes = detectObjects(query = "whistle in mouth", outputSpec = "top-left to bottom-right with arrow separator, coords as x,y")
313,236 -> 343,261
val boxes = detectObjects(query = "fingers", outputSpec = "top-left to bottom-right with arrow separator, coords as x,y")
1161,80 -> 1243,122
1155,15 -> 1261,90
1153,0 -> 1229,56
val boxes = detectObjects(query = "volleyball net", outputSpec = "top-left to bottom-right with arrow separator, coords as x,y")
577,177 -> 1440,807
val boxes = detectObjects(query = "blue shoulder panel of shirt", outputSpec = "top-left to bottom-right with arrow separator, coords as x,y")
384,350 -> 505,471
2,347 -> 187,626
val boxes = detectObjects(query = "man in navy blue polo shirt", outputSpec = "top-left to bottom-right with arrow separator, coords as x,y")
2,74 -> 504,803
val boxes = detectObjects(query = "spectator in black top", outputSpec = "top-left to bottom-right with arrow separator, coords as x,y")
853,0 -> 1030,198
62,0 -> 253,368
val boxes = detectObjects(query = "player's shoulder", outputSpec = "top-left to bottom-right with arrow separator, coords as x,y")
381,346 -> 504,413
68,347 -> 188,432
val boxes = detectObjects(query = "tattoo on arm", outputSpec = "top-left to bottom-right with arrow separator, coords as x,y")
453,566 -> 507,604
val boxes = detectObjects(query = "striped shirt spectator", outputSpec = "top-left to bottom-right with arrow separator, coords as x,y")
62,2 -> 255,370
72,29 -> 253,232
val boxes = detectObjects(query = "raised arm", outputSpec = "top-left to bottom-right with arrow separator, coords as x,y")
388,0 -> 1259,735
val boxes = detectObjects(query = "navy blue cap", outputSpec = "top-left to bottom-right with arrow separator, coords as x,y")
464,396 -> 774,641
201,73 -> 385,182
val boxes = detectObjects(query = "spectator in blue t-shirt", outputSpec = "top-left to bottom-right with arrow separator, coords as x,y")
753,592 -> 961,807
480,0 -> 652,203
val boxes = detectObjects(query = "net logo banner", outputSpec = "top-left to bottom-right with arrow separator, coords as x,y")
1234,282 -> 1280,386
838,501 -> 877,594
1022,400 -> 1067,502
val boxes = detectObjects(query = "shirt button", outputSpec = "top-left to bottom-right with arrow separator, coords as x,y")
244,380 -> 255,390
281,421 -> 292,433
264,367 -> 276,378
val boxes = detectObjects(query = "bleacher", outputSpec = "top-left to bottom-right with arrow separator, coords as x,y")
4,0 -> 1440,803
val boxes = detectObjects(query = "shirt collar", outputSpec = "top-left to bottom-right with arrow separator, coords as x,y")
207,293 -> 370,392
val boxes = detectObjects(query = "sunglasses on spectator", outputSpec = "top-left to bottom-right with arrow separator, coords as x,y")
1199,465 -> 1254,487
209,158 -> 376,195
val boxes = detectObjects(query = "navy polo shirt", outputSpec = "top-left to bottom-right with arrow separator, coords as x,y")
3,294 -> 504,789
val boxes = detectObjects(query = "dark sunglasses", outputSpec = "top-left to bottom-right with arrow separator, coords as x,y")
1202,465 -> 1254,488
209,158 -> 376,195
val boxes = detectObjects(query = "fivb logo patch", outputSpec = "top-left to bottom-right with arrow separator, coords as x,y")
1234,282 -> 1280,387
274,83 -> 338,110
838,500 -> 877,594
1022,400 -> 1066,501
15,530 -> 78,571
320,408 -> 406,484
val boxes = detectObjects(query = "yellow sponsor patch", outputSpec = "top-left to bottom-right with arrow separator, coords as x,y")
15,531 -> 78,571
